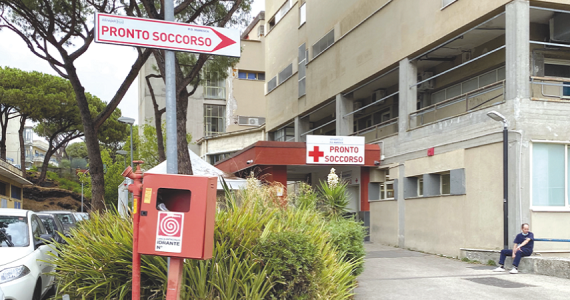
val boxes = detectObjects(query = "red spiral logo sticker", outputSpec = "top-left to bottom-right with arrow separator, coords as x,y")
158,213 -> 182,237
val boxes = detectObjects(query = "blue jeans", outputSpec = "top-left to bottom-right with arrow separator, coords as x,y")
499,248 -> 532,267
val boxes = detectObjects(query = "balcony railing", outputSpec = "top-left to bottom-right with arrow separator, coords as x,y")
409,80 -> 505,128
530,76 -> 570,101
351,118 -> 399,143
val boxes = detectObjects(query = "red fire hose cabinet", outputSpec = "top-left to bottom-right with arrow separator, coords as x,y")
137,173 -> 217,260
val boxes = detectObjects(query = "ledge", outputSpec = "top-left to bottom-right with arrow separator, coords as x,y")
461,248 -> 570,279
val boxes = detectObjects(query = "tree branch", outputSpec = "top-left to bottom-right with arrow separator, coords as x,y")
93,48 -> 152,129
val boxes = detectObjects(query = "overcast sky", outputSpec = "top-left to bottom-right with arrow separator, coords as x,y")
0,1 -> 264,127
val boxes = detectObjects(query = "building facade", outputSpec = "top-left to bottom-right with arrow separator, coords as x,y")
256,0 -> 570,257
139,12 -> 266,158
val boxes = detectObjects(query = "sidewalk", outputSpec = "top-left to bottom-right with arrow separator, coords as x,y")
355,243 -> 570,300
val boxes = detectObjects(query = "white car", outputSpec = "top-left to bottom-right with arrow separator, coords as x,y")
0,209 -> 57,300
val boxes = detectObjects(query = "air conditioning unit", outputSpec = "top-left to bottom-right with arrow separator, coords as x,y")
550,13 -> 570,43
418,72 -> 434,91
353,101 -> 363,110
373,89 -> 387,101
248,118 -> 260,126
258,25 -> 265,37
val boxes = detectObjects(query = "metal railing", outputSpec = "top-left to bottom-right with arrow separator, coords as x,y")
409,80 -> 505,128
350,118 -> 398,142
530,76 -> 570,100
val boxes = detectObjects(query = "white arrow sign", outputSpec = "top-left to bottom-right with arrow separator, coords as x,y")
94,13 -> 240,57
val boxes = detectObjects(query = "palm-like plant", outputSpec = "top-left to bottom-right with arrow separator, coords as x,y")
318,168 -> 349,218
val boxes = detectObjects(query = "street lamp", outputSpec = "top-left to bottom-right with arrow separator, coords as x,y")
487,110 -> 509,250
118,116 -> 135,169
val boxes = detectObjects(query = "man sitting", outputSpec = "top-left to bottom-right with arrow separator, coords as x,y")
493,223 -> 534,274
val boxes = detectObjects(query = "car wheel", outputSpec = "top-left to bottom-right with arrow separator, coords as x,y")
46,283 -> 57,298
32,280 -> 41,300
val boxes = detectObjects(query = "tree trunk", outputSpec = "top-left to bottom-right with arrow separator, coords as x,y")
64,63 -> 106,211
0,107 -> 9,160
147,75 -> 166,162
176,88 -> 192,175
37,147 -> 55,184
18,115 -> 27,177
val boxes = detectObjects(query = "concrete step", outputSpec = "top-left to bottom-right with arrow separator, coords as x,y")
461,248 -> 570,279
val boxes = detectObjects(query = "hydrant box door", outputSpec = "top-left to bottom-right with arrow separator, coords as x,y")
138,173 -> 217,259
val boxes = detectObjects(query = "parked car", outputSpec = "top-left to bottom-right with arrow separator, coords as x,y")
0,208 -> 57,300
73,212 -> 89,222
37,214 -> 67,244
0,286 -> 4,300
39,211 -> 78,233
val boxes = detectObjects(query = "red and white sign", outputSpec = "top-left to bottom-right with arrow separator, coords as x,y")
306,135 -> 365,165
94,13 -> 240,57
155,211 -> 184,253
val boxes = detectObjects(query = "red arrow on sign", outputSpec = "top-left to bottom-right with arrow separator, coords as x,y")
211,29 -> 237,52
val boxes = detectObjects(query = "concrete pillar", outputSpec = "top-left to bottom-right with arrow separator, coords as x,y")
336,93 -> 353,136
360,168 -> 370,211
399,58 -> 417,134
397,164 -> 406,248
294,116 -> 310,142
505,0 -> 530,100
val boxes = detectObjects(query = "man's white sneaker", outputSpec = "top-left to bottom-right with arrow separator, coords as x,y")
510,268 -> 519,274
493,266 -> 506,272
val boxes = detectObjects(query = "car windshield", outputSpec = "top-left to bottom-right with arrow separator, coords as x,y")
0,216 -> 29,247
56,214 -> 75,225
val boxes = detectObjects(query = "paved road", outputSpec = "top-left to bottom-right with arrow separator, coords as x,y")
355,243 -> 570,300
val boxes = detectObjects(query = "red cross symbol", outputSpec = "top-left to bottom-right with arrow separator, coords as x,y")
308,146 -> 325,162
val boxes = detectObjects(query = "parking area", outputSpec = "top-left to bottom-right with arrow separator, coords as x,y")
355,243 -> 570,300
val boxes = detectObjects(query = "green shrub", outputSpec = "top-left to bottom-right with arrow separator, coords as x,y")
49,182 -> 360,300
49,211 -> 167,299
257,231 -> 321,299
325,217 -> 366,276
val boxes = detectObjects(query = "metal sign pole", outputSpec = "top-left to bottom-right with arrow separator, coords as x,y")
164,0 -> 184,299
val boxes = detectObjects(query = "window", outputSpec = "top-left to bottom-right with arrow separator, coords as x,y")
203,69 -> 226,99
238,71 -> 265,81
379,181 -> 395,200
1,198 -> 6,208
532,143 -> 570,208
430,66 -> 505,104
440,173 -> 450,195
299,3 -> 306,26
442,0 -> 457,8
273,126 -> 295,142
298,44 -> 307,97
0,181 -> 7,196
31,215 -> 46,240
209,152 -> 236,165
544,59 -> 570,97
268,0 -> 293,31
278,64 -> 293,85
11,185 -> 21,200
267,76 -> 277,93
204,105 -> 226,136
14,201 -> 21,209
418,177 -> 424,197
313,30 -> 334,59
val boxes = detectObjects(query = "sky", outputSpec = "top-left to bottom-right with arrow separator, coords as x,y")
0,1 -> 265,127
